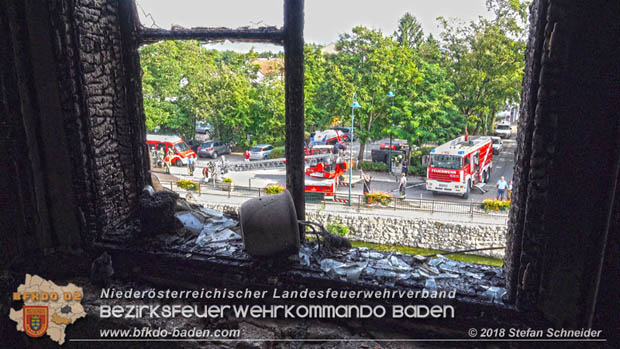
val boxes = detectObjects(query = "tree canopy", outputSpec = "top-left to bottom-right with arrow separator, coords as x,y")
140,3 -> 528,155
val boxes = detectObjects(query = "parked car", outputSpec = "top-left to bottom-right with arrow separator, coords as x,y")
379,140 -> 409,151
371,148 -> 406,163
197,140 -> 230,158
332,127 -> 355,141
249,144 -> 274,160
495,123 -> 512,138
195,121 -> 212,135
491,136 -> 503,154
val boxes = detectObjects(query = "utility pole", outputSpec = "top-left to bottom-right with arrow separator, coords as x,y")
387,89 -> 395,173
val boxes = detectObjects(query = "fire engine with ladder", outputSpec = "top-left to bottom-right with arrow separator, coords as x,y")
304,157 -> 349,199
424,136 -> 493,199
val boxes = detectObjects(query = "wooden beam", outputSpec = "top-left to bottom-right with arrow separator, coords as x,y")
283,0 -> 305,224
139,26 -> 284,45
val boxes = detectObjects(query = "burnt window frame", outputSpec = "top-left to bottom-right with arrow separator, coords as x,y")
120,0 -> 618,336
129,0 -> 515,310
1,0 -> 616,340
134,0 -> 306,223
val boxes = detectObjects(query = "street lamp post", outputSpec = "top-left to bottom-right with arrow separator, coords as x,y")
349,93 -> 361,206
386,90 -> 395,173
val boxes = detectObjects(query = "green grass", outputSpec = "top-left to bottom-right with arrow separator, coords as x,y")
350,241 -> 504,267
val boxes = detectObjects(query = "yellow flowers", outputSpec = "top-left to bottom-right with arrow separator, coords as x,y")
364,192 -> 393,205
480,199 -> 511,211
264,184 -> 285,195
177,179 -> 199,191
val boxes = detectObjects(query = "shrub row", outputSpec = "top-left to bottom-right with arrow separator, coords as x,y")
364,192 -> 393,205
177,179 -> 199,191
268,146 -> 285,159
480,199 -> 511,211
360,161 -> 387,172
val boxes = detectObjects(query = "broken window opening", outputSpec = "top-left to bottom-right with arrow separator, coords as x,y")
133,0 -> 306,225
1,0 -> 616,339
128,7 -> 513,323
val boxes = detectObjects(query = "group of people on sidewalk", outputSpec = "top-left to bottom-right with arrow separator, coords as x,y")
201,158 -> 228,182
360,160 -> 410,200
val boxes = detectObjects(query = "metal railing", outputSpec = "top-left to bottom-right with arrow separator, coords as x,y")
158,180 -> 509,217
337,193 -> 508,217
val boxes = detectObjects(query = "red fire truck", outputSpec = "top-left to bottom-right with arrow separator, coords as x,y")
304,159 -> 348,198
424,136 -> 493,199
146,134 -> 196,166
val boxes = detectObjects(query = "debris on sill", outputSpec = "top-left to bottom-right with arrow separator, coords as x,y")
137,187 -> 507,304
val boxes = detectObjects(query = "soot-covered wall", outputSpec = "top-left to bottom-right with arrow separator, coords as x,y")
0,0 -> 147,266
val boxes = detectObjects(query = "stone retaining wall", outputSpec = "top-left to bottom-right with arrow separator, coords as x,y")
202,203 -> 506,258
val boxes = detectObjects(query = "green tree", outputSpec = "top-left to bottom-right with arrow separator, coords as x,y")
395,13 -> 425,49
140,40 -> 216,138
335,27 -> 401,163
438,1 -> 526,136
303,45 -> 331,131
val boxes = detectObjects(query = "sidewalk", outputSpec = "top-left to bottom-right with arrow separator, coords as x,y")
177,187 -> 507,226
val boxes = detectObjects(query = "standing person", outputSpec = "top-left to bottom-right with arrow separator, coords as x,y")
213,161 -> 220,182
401,158 -> 409,176
362,171 -> 372,195
497,176 -> 508,200
202,166 -> 209,181
244,150 -> 250,163
507,180 -> 513,201
398,173 -> 407,199
187,156 -> 195,176
220,156 -> 227,174
164,148 -> 173,174
156,145 -> 165,168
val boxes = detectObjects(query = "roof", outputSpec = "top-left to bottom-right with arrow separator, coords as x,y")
312,130 -> 341,142
321,43 -> 338,55
250,58 -> 283,76
146,134 -> 183,143
432,136 -> 492,156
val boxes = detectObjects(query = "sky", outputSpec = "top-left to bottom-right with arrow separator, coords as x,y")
136,0 -> 492,52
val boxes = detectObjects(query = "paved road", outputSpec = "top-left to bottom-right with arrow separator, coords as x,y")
165,136 -> 516,203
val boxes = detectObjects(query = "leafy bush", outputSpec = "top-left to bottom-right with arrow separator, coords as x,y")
177,179 -> 199,191
407,146 -> 434,176
360,161 -> 387,172
222,177 -> 233,183
409,163 -> 427,176
268,146 -> 285,159
480,199 -> 511,211
264,184 -> 285,195
327,223 -> 350,236
364,192 -> 393,206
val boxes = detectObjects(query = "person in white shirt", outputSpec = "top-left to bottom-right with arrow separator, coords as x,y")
497,176 -> 508,200
398,173 -> 407,198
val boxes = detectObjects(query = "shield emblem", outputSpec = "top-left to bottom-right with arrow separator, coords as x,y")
23,306 -> 48,337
